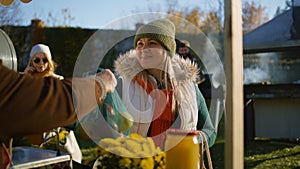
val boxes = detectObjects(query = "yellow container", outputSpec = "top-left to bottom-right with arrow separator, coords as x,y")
165,129 -> 200,169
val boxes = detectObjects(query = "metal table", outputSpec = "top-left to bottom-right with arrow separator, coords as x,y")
10,146 -> 71,169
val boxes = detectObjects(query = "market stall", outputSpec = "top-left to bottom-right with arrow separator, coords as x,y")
243,1 -> 300,139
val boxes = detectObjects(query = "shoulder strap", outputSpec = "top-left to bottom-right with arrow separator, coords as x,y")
199,131 -> 213,169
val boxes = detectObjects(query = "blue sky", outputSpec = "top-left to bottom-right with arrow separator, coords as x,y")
16,0 -> 286,29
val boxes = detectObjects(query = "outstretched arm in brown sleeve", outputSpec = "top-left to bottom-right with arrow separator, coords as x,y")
0,63 -> 116,140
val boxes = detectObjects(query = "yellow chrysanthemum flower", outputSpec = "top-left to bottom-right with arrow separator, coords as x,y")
132,158 -> 141,167
154,153 -> 165,163
124,139 -> 141,154
116,136 -> 127,144
146,137 -> 156,154
106,146 -> 135,157
140,157 -> 154,169
94,133 -> 166,169
141,142 -> 151,156
99,138 -> 121,148
58,130 -> 69,139
129,133 -> 143,138
118,157 -> 132,168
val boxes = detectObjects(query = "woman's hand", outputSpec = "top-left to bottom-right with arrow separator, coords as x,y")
96,69 -> 117,94
24,66 -> 35,74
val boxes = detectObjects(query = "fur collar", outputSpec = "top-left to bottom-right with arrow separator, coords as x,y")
114,49 -> 199,83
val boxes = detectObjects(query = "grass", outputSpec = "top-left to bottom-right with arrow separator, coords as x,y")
210,138 -> 300,169
244,139 -> 300,169
209,117 -> 300,169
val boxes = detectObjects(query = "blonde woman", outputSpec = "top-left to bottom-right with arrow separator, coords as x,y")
24,44 -> 63,80
21,44 -> 63,145
115,19 -> 216,149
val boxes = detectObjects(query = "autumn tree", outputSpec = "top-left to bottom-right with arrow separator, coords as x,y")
167,8 -> 221,35
242,1 -> 269,34
164,0 -> 269,35
185,9 -> 202,30
0,1 -> 22,26
201,12 -> 223,34
166,10 -> 185,32
43,8 -> 75,27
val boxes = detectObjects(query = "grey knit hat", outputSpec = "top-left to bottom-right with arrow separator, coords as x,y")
134,19 -> 176,55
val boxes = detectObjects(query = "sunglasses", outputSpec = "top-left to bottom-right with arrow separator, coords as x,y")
33,58 -> 48,64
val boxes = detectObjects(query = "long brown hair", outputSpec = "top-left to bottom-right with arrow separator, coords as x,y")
136,54 -> 181,114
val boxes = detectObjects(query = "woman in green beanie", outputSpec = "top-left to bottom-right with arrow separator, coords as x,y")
115,19 -> 216,149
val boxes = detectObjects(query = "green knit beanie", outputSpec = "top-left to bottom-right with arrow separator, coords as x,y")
134,19 -> 176,55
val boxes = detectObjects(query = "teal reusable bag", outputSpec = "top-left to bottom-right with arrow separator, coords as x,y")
72,69 -> 132,149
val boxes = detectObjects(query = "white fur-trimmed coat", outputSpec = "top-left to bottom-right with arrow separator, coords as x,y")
114,49 -> 215,145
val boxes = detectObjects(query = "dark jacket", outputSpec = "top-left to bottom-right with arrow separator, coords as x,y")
0,63 -> 104,168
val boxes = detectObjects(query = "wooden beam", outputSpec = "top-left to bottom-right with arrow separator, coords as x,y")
224,0 -> 244,169
244,84 -> 300,99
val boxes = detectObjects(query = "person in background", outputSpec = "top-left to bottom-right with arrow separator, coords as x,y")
19,44 -> 64,146
178,39 -> 207,84
0,60 -> 117,168
178,40 -> 190,57
23,44 -> 64,80
114,19 -> 216,149
178,39 -> 201,66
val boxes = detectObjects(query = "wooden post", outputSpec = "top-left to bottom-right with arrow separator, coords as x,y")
224,0 -> 244,169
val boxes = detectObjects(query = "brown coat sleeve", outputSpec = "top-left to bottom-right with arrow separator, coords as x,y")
0,63 -> 103,140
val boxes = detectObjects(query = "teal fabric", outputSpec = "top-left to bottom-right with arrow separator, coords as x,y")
69,68 -> 130,149
73,90 -> 130,149
166,84 -> 217,147
195,84 -> 217,147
